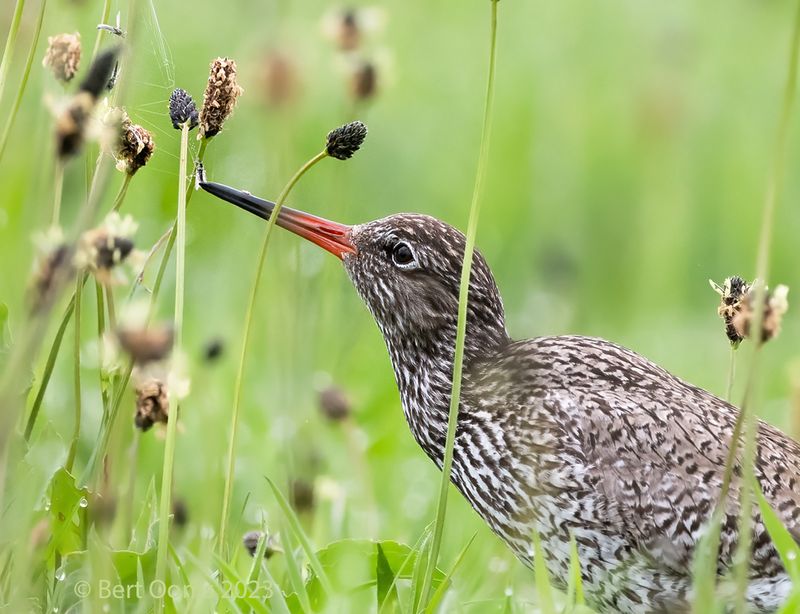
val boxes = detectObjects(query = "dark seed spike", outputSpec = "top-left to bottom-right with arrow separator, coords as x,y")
169,88 -> 199,130
80,47 -> 121,99
325,121 -> 368,160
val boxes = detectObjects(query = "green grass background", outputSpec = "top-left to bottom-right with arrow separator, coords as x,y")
1,0 -> 799,611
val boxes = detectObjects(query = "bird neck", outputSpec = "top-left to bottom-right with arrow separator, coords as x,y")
381,316 -> 510,465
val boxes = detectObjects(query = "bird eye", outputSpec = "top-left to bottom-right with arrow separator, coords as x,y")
391,242 -> 415,267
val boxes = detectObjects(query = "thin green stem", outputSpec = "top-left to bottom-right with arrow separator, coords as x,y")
65,274 -> 83,473
218,149 -> 329,556
419,0 -> 500,605
725,348 -> 736,402
112,174 -> 132,212
52,162 -> 64,227
23,174 -> 131,443
0,0 -> 25,109
95,281 -> 111,415
727,1 -> 800,611
154,123 -> 190,610
0,0 -> 48,165
91,0 -> 112,61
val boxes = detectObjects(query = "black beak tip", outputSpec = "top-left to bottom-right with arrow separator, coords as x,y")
198,180 -> 275,222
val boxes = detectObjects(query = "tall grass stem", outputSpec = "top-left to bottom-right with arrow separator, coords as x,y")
218,149 -> 328,556
154,122 -> 190,609
727,1 -> 800,610
419,0 -> 500,605
0,0 -> 48,164
65,274 -> 82,472
0,0 -> 26,109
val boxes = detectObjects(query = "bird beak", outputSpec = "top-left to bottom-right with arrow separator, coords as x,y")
200,181 -> 356,259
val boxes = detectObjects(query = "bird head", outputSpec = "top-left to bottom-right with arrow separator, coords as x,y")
200,181 -> 509,357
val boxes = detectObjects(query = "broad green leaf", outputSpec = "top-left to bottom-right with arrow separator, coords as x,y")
48,468 -> 88,557
376,542 -> 399,612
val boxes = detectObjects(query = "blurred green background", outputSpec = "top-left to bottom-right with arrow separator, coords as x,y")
1,0 -> 799,610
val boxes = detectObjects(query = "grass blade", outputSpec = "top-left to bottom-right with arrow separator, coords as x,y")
266,476 -> 333,596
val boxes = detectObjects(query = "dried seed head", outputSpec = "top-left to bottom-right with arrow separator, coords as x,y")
43,33 -> 82,83
731,283 -> 789,345
260,50 -> 299,108
199,57 -> 244,139
172,499 -> 189,527
79,47 -> 120,99
89,493 -> 117,526
325,120 -> 367,160
116,117 -> 155,175
322,7 -> 386,52
169,88 -> 199,130
289,478 -> 315,513
134,379 -> 169,431
55,92 -> 94,159
53,48 -> 120,160
712,277 -> 789,345
318,385 -> 351,422
710,276 -> 750,347
203,337 -> 224,362
243,531 -> 280,559
75,212 -> 138,280
349,60 -> 378,102
29,231 -> 74,314
117,325 -> 174,364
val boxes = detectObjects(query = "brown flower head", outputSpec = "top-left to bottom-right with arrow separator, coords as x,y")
75,212 -> 138,283
732,283 -> 789,345
135,379 -> 169,431
711,277 -> 789,346
289,478 -> 315,513
710,276 -> 750,347
117,325 -> 174,365
325,120 -> 367,160
116,116 -> 155,175
243,531 -> 280,559
260,50 -> 299,109
199,58 -> 244,139
54,48 -> 120,160
318,385 -> 351,422
29,230 -> 74,314
43,33 -> 81,83
349,60 -> 378,102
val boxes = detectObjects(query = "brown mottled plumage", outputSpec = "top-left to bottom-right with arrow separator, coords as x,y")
201,181 -> 800,612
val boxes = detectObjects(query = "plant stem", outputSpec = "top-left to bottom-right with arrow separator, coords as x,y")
23,281 -> 79,441
0,0 -> 48,165
0,0 -> 25,109
112,174 -> 132,212
52,162 -> 64,227
154,123 -> 190,609
91,0 -> 112,61
23,174 -> 131,443
95,281 -> 111,415
728,1 -> 800,611
133,139 -> 208,294
725,348 -> 736,402
218,149 -> 328,556
419,0 -> 500,605
81,143 -> 205,488
65,274 -> 83,472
